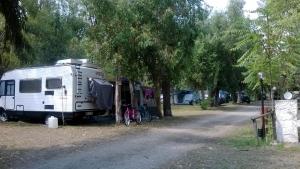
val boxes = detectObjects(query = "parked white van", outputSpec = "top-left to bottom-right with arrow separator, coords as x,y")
0,59 -> 113,123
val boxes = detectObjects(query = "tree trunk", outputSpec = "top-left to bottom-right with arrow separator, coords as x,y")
153,78 -> 162,118
210,87 -> 219,106
162,78 -> 172,117
236,91 -> 241,103
115,76 -> 122,123
129,80 -> 136,107
211,63 -> 220,106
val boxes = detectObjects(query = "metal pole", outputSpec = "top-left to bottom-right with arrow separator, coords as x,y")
260,79 -> 265,139
61,86 -> 65,126
271,88 -> 277,141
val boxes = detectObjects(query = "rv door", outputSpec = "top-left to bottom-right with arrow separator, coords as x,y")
44,77 -> 63,111
4,80 -> 15,110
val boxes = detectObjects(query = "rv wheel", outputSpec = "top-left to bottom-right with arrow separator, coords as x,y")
0,110 -> 8,122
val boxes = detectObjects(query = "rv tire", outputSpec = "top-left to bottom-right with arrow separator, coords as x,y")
0,109 -> 8,122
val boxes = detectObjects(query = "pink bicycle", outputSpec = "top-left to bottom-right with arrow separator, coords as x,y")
123,104 -> 142,126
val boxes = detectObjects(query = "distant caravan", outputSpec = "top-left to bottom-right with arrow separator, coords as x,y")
0,59 -> 114,123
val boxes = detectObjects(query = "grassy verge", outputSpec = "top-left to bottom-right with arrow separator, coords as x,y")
222,124 -> 269,149
223,123 -> 300,154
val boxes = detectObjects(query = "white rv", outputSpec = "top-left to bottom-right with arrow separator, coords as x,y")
0,59 -> 113,122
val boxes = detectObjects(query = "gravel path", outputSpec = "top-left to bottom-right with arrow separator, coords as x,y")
10,105 -> 255,169
3,105 -> 300,169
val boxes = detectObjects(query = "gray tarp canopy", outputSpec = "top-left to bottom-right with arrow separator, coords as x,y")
90,79 -> 113,110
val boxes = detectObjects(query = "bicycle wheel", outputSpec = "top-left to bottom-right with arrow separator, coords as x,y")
139,107 -> 146,121
124,111 -> 130,126
144,110 -> 152,122
135,111 -> 142,124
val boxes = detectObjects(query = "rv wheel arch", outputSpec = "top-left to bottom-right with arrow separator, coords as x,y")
45,114 -> 53,125
0,108 -> 8,122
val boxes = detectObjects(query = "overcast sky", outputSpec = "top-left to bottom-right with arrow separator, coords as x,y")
204,0 -> 260,18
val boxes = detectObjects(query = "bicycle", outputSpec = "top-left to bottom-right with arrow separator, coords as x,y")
123,104 -> 142,126
138,104 -> 152,122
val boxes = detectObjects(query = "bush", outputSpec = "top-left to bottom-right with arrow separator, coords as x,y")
200,99 -> 211,110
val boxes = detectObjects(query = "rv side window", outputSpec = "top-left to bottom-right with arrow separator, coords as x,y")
19,79 -> 42,93
5,80 -> 15,96
46,78 -> 62,89
0,81 -> 5,96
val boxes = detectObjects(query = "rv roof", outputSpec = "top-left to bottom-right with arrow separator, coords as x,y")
3,64 -> 101,74
55,59 -> 99,69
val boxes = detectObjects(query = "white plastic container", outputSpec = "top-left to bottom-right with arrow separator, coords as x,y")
48,116 -> 58,129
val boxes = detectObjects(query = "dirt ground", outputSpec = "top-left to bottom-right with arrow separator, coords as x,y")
0,105 -> 209,169
0,105 -> 211,150
163,143 -> 300,169
1,104 -> 300,169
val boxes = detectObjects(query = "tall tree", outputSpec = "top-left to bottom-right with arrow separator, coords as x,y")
187,0 -> 249,105
235,0 -> 300,94
0,0 -> 26,51
23,0 -> 88,65
0,0 -> 27,76
87,0 -> 207,117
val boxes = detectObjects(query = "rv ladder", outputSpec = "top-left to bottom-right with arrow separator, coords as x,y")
75,66 -> 83,95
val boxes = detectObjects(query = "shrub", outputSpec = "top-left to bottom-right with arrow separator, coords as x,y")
200,99 -> 211,110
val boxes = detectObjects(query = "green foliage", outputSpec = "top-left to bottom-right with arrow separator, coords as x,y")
200,99 -> 211,110
187,0 -> 249,103
1,0 -> 299,104
22,0 -> 88,65
0,0 -> 27,51
235,0 -> 300,91
0,0 -> 28,75
86,0 -> 208,116
0,50 -> 20,75
87,0 -> 207,81
0,13 -> 21,75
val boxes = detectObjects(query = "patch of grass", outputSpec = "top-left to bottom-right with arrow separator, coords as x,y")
275,143 -> 285,150
172,105 -> 207,117
223,125 -> 268,149
275,143 -> 300,152
224,124 -> 300,152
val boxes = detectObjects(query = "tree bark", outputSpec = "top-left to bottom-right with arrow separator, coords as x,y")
236,91 -> 241,103
153,78 -> 162,118
210,87 -> 219,106
115,76 -> 122,123
129,80 -> 136,107
162,78 -> 172,117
